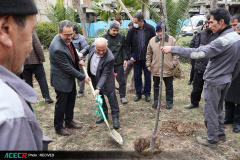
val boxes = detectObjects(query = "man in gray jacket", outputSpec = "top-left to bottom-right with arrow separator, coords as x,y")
0,0 -> 52,150
72,25 -> 88,98
161,8 -> 240,149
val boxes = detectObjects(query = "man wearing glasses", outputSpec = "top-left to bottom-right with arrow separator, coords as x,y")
49,20 -> 91,136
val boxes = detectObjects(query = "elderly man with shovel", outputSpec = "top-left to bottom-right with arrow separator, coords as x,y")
79,38 -> 120,130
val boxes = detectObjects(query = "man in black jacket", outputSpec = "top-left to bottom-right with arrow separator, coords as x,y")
49,20 -> 90,136
185,14 -> 218,109
224,14 -> 240,133
102,21 -> 128,104
125,12 -> 156,102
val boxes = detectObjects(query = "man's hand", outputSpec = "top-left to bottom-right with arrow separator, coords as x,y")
79,59 -> 85,66
84,77 -> 91,85
93,89 -> 100,98
78,52 -> 83,58
147,66 -> 151,72
123,60 -> 128,69
161,46 -> 172,54
130,57 -> 136,62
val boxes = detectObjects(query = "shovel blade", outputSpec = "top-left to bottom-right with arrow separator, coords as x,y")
108,129 -> 123,145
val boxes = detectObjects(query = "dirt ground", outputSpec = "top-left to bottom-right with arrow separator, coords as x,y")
33,54 -> 240,160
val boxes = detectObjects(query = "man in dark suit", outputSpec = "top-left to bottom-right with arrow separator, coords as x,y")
79,38 -> 120,129
49,20 -> 90,136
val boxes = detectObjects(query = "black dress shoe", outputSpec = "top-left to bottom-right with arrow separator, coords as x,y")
113,119 -> 120,129
224,120 -> 233,124
65,121 -> 82,129
55,128 -> 71,136
45,97 -> 54,103
233,124 -> 240,133
145,96 -> 150,102
188,80 -> 192,85
134,96 -> 141,102
152,102 -> 158,108
166,104 -> 172,110
185,103 -> 199,109
96,117 -> 107,124
115,87 -> 119,90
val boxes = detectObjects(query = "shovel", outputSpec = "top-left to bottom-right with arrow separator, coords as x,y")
82,66 -> 123,145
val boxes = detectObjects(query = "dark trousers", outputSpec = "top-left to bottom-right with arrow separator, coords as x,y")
91,76 -> 119,119
153,76 -> 173,106
114,64 -> 126,98
133,60 -> 151,96
225,101 -> 240,125
54,83 -> 76,130
22,64 -> 50,98
189,65 -> 194,82
191,71 -> 204,106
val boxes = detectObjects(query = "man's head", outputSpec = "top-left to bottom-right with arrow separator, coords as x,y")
236,23 -> 240,35
204,14 -> 211,30
95,38 -> 107,56
156,21 -> 167,39
109,20 -> 120,36
209,8 -> 230,33
0,0 -> 37,74
128,22 -> 133,29
132,12 -> 144,29
230,14 -> 240,31
73,24 -> 79,38
58,20 -> 74,43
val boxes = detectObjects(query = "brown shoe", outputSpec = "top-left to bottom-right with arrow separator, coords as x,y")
55,128 -> 71,136
196,136 -> 218,149
65,121 -> 82,129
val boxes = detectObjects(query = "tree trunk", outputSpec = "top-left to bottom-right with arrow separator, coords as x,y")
116,0 -> 133,21
142,0 -> 145,15
150,0 -> 166,150
211,0 -> 218,9
73,0 -> 88,39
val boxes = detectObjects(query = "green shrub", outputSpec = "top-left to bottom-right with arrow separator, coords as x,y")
177,36 -> 193,63
36,22 -> 83,49
35,22 -> 57,48
88,38 -> 95,44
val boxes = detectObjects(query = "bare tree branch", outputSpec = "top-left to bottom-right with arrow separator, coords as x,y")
150,0 -> 166,150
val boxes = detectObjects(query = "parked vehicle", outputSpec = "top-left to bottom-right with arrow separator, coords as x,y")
180,15 -> 206,36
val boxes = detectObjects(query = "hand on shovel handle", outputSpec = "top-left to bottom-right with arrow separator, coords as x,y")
84,77 -> 91,85
93,89 -> 100,98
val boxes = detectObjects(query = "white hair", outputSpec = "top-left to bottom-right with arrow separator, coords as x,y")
95,37 -> 108,46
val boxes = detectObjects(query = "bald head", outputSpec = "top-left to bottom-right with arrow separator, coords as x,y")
95,38 -> 108,56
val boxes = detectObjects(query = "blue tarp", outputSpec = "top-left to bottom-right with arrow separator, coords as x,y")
78,20 -> 157,38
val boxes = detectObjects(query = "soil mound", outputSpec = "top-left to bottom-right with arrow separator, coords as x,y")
160,119 -> 205,138
134,137 -> 163,155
